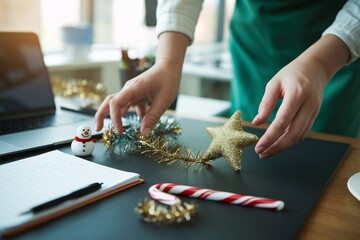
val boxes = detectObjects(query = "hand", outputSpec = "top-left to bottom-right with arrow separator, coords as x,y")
252,56 -> 328,159
95,32 -> 190,136
95,61 -> 181,136
252,34 -> 350,159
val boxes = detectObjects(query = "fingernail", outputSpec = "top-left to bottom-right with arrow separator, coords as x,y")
143,128 -> 151,137
252,114 -> 260,124
259,153 -> 269,159
256,146 -> 265,154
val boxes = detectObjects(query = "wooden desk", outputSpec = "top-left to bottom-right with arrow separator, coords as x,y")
299,132 -> 360,239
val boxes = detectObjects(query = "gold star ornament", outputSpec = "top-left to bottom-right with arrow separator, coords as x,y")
204,110 -> 259,171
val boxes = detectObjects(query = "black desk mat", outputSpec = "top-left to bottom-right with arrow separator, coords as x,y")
1,116 -> 350,240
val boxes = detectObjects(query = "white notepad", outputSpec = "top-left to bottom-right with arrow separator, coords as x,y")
0,150 -> 142,237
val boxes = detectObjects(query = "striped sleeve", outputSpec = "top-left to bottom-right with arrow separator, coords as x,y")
156,0 -> 204,42
322,0 -> 360,63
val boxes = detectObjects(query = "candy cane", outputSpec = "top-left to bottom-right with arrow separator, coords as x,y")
148,183 -> 284,211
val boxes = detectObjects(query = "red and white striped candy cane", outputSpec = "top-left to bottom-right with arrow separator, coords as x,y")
148,183 -> 285,211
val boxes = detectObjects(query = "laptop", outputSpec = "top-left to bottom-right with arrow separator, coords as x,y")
0,32 -> 108,157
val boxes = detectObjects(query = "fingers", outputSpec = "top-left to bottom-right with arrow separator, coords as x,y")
135,103 -> 148,120
95,94 -> 114,131
300,107 -> 319,139
95,75 -> 173,136
254,78 -> 301,153
95,78 -> 149,134
252,80 -> 281,126
109,96 -> 125,134
252,52 -> 328,158
108,83 -> 149,134
256,100 -> 318,159
140,95 -> 171,137
253,73 -> 320,158
255,91 -> 300,152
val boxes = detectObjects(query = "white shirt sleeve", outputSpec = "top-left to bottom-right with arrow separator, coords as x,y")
322,0 -> 360,63
156,0 -> 204,41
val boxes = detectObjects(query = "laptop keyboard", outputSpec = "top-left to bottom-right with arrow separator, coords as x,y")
0,114 -> 91,135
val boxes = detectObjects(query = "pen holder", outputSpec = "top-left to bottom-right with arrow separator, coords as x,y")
119,49 -> 177,110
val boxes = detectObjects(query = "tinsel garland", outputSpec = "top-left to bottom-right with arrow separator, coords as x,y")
102,115 -> 214,169
102,114 -> 181,152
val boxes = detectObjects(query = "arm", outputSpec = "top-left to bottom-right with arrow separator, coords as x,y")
95,0 -> 203,136
253,0 -> 360,158
133,32 -> 190,136
95,32 -> 190,135
322,0 -> 360,63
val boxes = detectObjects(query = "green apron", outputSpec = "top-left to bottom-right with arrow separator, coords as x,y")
229,0 -> 360,137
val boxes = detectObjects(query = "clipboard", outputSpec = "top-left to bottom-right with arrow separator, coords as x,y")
0,150 -> 143,237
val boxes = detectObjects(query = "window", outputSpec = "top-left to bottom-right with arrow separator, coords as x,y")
0,0 -> 234,53
0,0 -> 82,52
93,0 -> 157,48
40,0 -> 82,51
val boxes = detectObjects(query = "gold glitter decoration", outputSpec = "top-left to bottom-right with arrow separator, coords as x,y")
135,199 -> 197,224
204,110 -> 259,171
101,128 -> 117,151
139,137 -> 213,169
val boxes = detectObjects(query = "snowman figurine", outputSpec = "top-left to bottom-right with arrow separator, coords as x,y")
71,125 -> 97,156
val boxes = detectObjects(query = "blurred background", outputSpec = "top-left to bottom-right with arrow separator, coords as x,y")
0,0 -> 235,116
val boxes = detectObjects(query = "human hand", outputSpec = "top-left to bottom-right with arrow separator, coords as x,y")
252,35 -> 350,159
252,57 -> 329,159
95,60 -> 181,136
96,32 -> 190,136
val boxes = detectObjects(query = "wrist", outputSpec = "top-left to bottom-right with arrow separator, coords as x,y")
155,32 -> 190,73
301,34 -> 350,82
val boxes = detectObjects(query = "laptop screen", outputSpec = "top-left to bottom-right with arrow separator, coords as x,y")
0,32 -> 55,120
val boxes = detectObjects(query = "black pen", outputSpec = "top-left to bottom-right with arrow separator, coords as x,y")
21,182 -> 103,215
